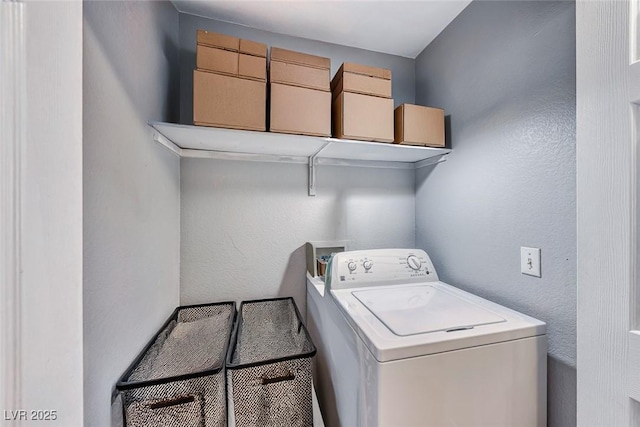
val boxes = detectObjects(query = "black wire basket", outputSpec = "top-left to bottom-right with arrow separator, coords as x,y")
116,302 -> 236,427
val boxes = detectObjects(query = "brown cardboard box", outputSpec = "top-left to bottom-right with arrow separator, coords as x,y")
197,30 -> 239,51
238,54 -> 266,81
197,45 -> 267,80
196,30 -> 267,57
269,47 -> 330,90
269,60 -> 330,91
240,39 -> 267,57
333,91 -> 394,142
270,83 -> 331,137
196,30 -> 267,80
271,47 -> 330,70
331,62 -> 392,98
394,104 -> 445,147
331,71 -> 392,98
193,70 -> 266,131
337,62 -> 392,80
196,45 -> 239,76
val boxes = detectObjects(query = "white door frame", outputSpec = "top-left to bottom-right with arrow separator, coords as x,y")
577,0 -> 640,425
0,0 -> 27,416
1,2 -> 84,425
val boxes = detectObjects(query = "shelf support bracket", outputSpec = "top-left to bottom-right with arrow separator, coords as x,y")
415,153 -> 449,169
150,126 -> 182,157
308,141 -> 332,196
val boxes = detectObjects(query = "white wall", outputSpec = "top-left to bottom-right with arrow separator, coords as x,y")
414,2 -> 576,426
180,160 -> 415,315
83,2 -> 180,426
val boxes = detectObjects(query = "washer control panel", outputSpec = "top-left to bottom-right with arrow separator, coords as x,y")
327,249 -> 439,290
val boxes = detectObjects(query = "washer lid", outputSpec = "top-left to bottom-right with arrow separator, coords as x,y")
352,285 -> 506,336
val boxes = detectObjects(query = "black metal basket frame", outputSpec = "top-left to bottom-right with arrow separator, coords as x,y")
116,301 -> 237,391
225,297 -> 316,370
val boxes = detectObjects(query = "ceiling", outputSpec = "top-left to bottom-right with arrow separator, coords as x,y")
172,1 -> 472,58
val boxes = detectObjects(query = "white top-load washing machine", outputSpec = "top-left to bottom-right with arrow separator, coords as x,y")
306,249 -> 546,427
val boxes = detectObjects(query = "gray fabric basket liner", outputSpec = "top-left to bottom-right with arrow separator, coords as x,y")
227,298 -> 315,427
229,299 -> 314,366
118,303 -> 234,427
129,304 -> 233,381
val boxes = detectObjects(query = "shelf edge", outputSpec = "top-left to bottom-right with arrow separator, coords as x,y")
317,157 -> 414,170
181,148 -> 309,164
150,126 -> 182,157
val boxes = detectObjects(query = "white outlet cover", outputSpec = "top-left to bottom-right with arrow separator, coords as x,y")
521,247 -> 541,278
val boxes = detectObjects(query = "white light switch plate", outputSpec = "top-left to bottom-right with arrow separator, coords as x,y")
521,247 -> 541,277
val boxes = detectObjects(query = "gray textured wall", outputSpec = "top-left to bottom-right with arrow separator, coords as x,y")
83,2 -> 181,426
178,14 -> 415,124
180,160 -> 416,316
414,2 -> 576,426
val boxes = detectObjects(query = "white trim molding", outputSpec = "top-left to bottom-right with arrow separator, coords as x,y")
0,0 -> 26,418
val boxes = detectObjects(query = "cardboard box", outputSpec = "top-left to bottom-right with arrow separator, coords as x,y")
196,45 -> 239,76
238,53 -> 266,81
336,62 -> 392,80
197,45 -> 267,80
269,60 -> 330,91
196,30 -> 267,57
394,104 -> 445,147
270,83 -> 331,137
193,70 -> 266,131
240,39 -> 267,57
196,30 -> 267,81
331,62 -> 392,98
269,47 -> 330,90
271,47 -> 330,70
331,71 -> 392,98
197,30 -> 239,51
332,91 -> 394,142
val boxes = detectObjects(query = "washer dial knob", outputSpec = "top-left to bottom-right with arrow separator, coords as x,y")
347,261 -> 357,272
407,255 -> 422,271
363,260 -> 373,271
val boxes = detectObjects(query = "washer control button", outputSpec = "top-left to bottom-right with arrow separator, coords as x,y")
347,261 -> 357,272
407,255 -> 422,271
363,260 -> 373,271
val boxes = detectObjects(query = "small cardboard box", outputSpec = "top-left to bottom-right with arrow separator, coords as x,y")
330,62 -> 392,98
333,91 -> 394,142
196,30 -> 267,81
193,70 -> 266,131
394,104 -> 445,147
270,47 -> 330,70
197,30 -> 267,57
197,45 -> 238,76
331,71 -> 392,99
238,53 -> 266,81
269,47 -> 330,91
335,62 -> 392,80
270,83 -> 331,137
197,29 -> 239,51
269,61 -> 330,91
